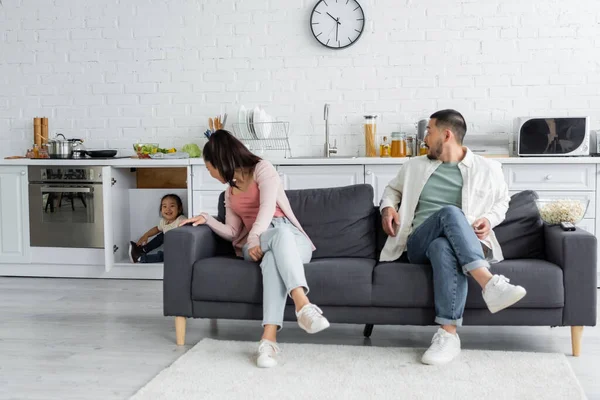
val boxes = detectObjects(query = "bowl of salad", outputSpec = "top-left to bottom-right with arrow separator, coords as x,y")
133,143 -> 159,158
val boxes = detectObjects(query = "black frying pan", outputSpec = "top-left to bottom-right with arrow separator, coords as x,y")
84,149 -> 118,158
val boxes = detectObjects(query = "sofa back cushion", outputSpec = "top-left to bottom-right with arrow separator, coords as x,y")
495,190 -> 545,260
218,184 -> 377,259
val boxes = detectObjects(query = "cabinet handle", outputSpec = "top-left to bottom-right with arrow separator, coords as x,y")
278,172 -> 284,177
366,170 -> 372,175
545,174 -> 552,180
21,171 -> 26,176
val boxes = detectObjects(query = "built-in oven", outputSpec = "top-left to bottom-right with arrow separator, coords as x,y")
28,166 -> 104,248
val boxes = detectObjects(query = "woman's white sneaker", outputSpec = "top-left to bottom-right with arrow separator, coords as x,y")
482,274 -> 527,314
256,339 -> 280,368
421,328 -> 461,365
296,304 -> 330,334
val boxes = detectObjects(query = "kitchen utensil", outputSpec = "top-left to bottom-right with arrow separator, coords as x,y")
47,134 -> 84,159
209,118 -> 214,132
85,149 -> 118,158
222,113 -> 228,127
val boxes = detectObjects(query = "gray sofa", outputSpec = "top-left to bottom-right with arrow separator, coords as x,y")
164,184 -> 597,355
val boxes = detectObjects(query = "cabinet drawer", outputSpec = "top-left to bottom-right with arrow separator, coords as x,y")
503,164 -> 595,191
509,190 -> 596,219
577,218 -> 595,235
192,191 -> 222,217
191,166 -> 227,191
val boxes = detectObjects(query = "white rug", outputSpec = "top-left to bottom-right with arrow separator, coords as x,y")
130,339 -> 586,400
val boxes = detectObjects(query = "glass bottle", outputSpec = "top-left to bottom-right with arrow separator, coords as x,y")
380,136 -> 391,157
419,140 -> 428,156
364,115 -> 377,157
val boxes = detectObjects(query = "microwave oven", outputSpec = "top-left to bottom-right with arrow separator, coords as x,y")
514,116 -> 590,156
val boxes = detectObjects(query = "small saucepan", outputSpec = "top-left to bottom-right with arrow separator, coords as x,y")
47,134 -> 84,159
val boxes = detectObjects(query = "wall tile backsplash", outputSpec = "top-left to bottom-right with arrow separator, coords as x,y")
1,0 -> 600,158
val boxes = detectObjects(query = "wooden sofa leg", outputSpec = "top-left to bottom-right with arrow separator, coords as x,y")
363,324 -> 374,338
571,326 -> 583,357
175,317 -> 186,346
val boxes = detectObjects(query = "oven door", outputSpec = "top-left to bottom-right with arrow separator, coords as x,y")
29,183 -> 104,248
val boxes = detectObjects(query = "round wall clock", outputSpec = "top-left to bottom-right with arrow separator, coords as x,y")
310,0 -> 365,50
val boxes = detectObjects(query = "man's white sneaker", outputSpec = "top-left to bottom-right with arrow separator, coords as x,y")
421,328 -> 461,366
296,304 -> 330,334
482,274 -> 527,314
256,339 -> 280,368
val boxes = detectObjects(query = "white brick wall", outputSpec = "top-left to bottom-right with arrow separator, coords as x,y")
1,0 -> 600,157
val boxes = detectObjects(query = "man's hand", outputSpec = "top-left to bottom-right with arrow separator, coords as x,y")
248,246 -> 263,262
382,207 -> 400,237
136,235 -> 148,246
179,215 -> 207,227
473,217 -> 491,240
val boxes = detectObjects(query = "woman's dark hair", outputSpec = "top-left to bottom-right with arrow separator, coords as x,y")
160,194 -> 184,217
203,129 -> 262,187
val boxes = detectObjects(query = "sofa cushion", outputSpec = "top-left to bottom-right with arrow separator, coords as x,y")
218,184 -> 377,259
495,190 -> 545,260
372,259 -> 563,308
192,257 -> 375,306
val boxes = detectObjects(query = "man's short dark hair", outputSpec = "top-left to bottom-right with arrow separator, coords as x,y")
430,109 -> 467,144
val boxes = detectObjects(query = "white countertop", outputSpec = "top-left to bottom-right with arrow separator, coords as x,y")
3,155 -> 600,167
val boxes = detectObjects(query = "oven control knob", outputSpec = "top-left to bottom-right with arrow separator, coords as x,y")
582,144 -> 588,152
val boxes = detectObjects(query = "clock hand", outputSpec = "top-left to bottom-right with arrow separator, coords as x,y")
336,21 -> 339,41
327,12 -> 341,24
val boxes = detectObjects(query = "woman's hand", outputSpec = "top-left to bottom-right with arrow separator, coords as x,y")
136,235 -> 148,246
248,246 -> 263,262
180,215 -> 207,227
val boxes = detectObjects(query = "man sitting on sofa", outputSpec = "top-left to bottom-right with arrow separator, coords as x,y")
380,109 -> 527,366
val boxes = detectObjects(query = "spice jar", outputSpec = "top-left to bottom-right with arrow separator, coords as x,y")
380,136 -> 391,157
364,115 -> 377,157
406,135 -> 415,157
391,132 -> 406,157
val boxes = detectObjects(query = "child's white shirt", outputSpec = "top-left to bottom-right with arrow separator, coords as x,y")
158,215 -> 187,234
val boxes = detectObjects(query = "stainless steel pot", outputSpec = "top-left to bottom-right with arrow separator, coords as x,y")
47,134 -> 84,159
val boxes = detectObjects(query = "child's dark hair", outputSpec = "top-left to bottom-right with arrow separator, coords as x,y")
160,194 -> 184,217
203,129 -> 261,187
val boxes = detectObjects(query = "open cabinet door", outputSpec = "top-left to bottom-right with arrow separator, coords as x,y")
103,167 -> 135,272
102,167 -> 115,272
187,166 -> 193,216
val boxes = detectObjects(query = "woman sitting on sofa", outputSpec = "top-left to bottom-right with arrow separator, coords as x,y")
180,130 -> 330,368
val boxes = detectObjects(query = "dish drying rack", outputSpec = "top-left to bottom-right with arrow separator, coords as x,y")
231,121 -> 292,158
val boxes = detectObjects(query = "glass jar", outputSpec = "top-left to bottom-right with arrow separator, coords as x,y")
391,132 -> 406,157
380,136 -> 391,157
419,140 -> 428,156
364,115 -> 377,157
406,135 -> 415,157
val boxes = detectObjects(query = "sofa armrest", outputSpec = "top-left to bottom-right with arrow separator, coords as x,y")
163,225 -> 218,317
544,225 -> 597,326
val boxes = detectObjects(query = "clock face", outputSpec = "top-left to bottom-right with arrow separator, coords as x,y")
310,0 -> 365,49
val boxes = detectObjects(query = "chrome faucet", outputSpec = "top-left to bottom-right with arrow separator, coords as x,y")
324,103 -> 337,157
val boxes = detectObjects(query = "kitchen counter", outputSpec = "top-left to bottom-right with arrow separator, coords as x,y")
4,155 -> 600,166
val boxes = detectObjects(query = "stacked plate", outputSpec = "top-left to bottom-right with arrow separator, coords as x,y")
238,105 -> 273,140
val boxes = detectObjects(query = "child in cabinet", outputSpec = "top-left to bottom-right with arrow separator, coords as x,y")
129,194 -> 187,263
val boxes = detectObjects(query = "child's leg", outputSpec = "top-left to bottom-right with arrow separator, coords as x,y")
142,233 -> 164,253
140,251 -> 164,263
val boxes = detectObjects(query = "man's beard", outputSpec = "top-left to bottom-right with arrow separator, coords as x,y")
426,141 -> 443,160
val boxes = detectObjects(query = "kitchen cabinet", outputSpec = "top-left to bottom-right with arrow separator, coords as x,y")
0,166 -> 31,264
103,167 -> 189,271
277,165 -> 365,190
364,165 -> 400,206
102,167 -> 136,272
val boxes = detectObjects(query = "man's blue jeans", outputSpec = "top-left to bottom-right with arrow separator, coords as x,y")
406,205 -> 489,326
